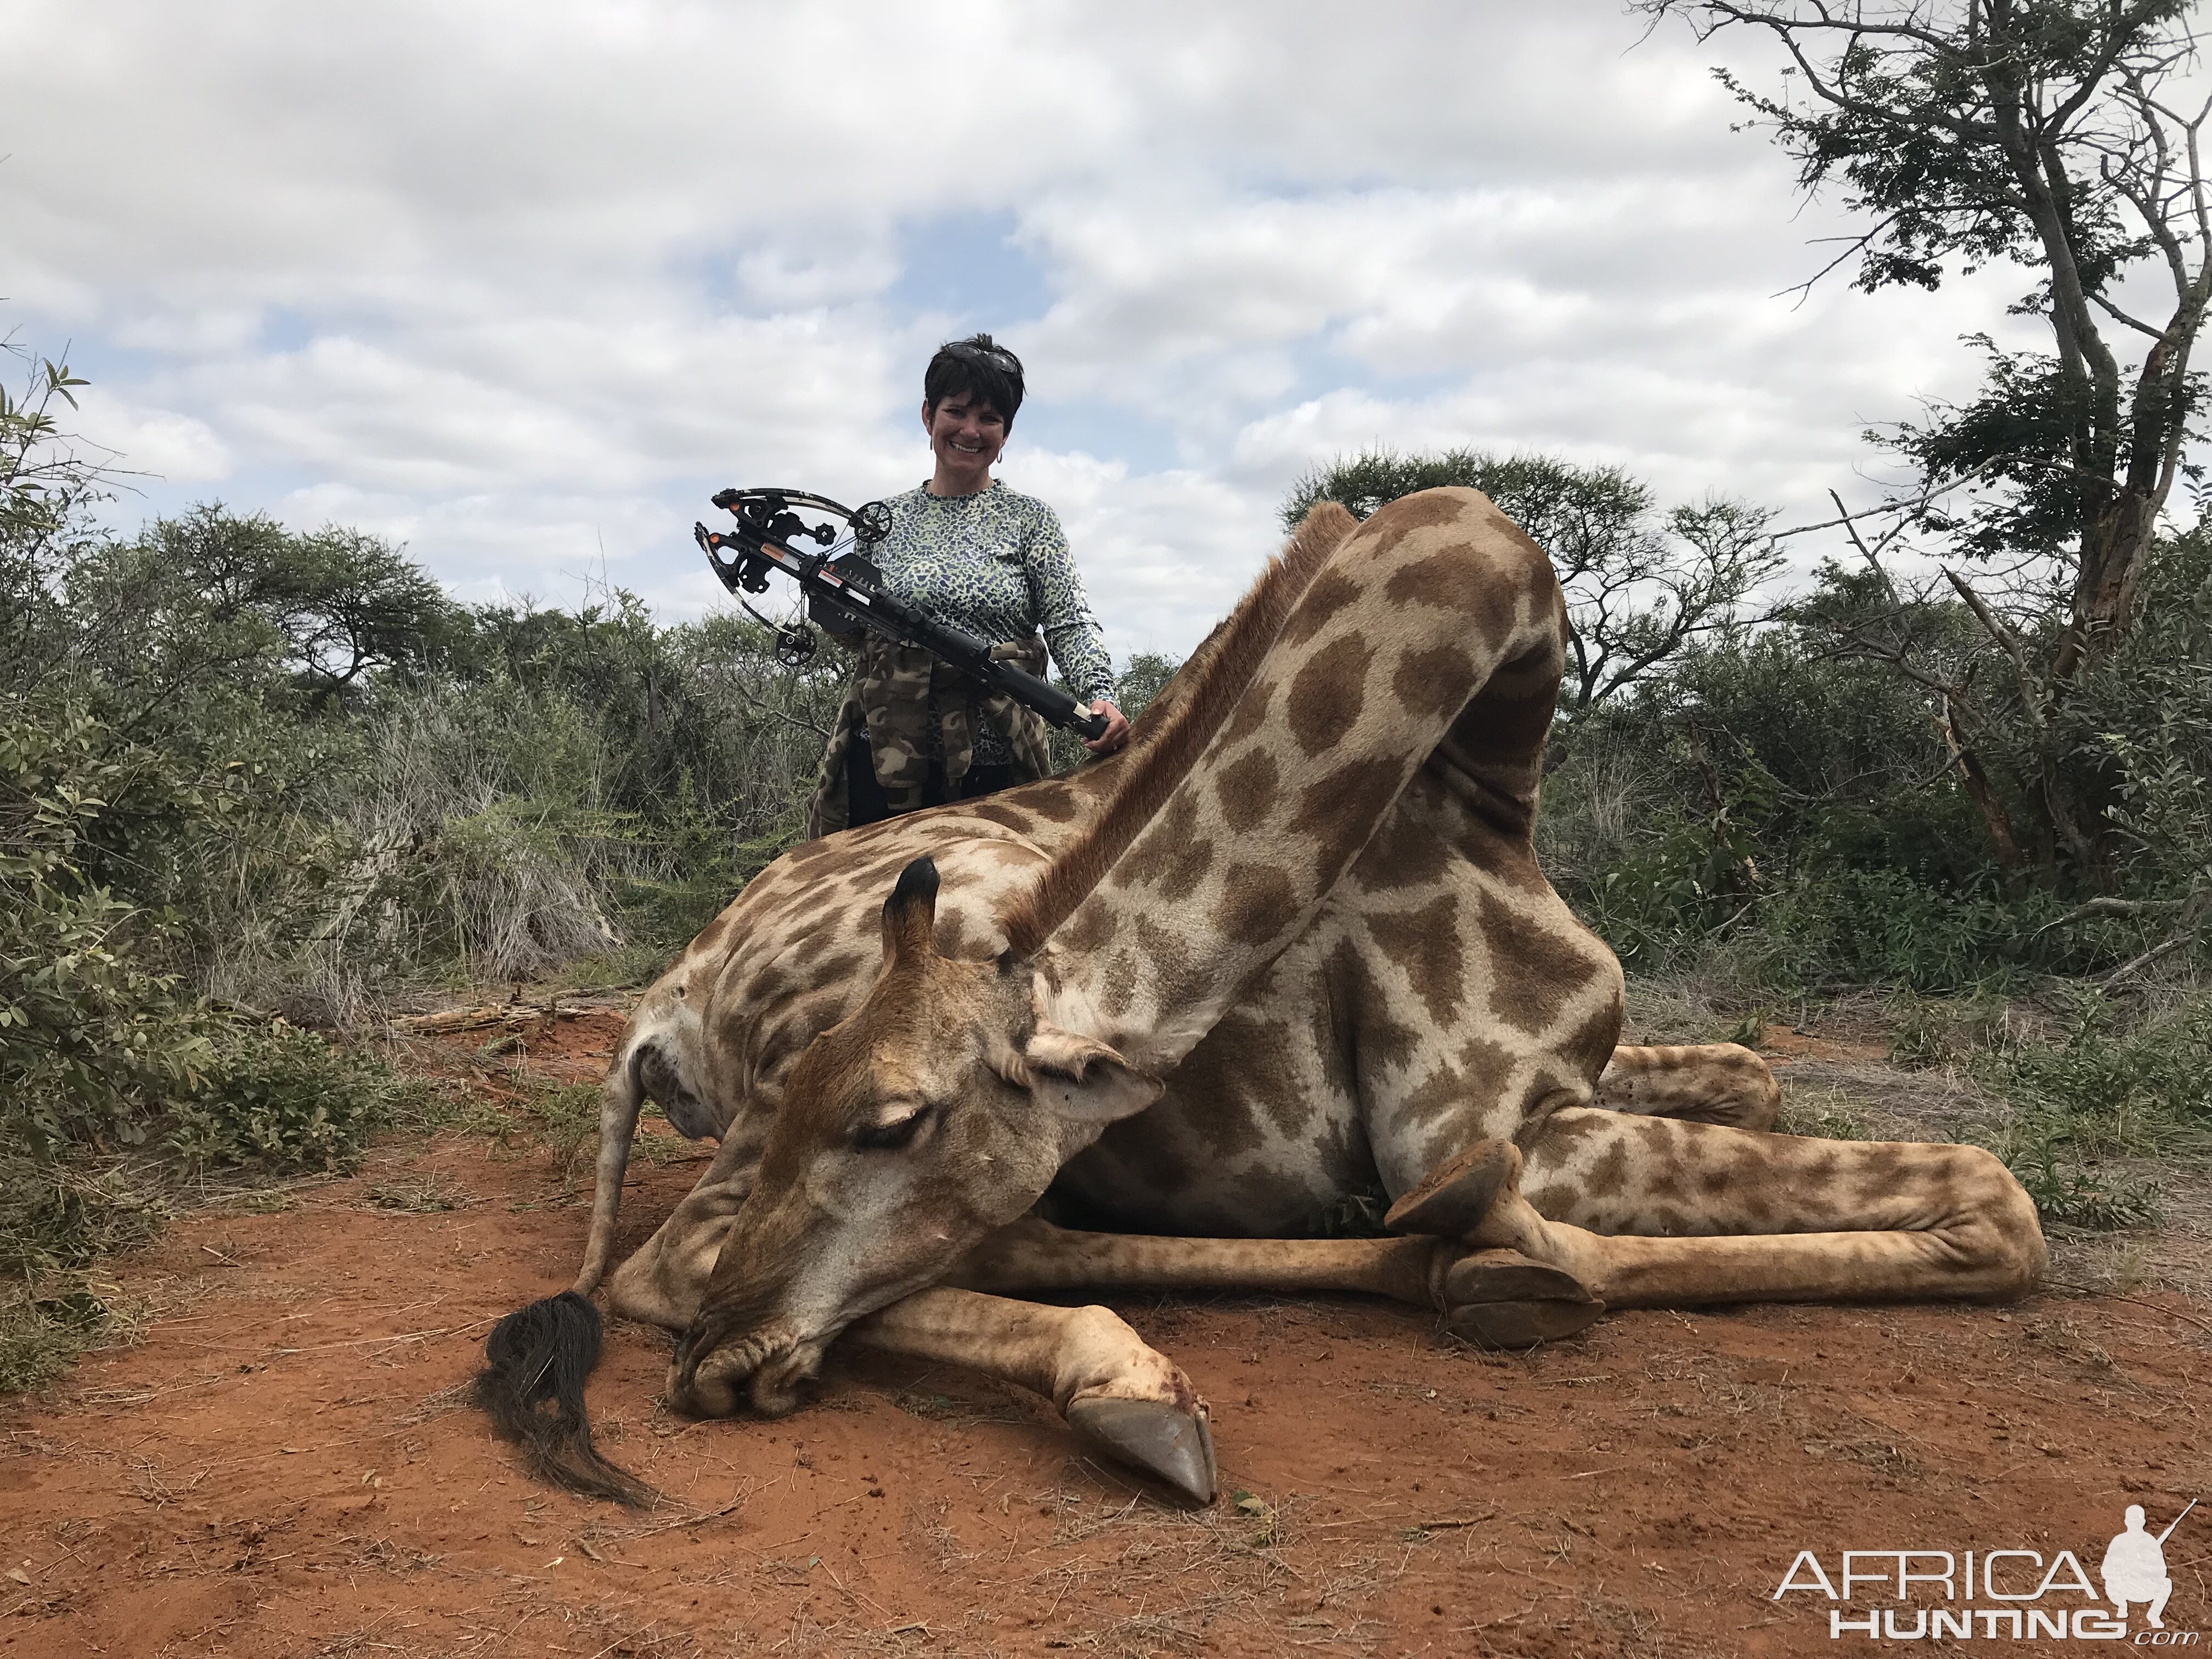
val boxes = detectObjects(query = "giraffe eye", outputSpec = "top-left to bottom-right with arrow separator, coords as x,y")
854,1105 -> 933,1152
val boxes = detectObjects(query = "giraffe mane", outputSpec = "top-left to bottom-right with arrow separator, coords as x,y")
1000,500 -> 1359,961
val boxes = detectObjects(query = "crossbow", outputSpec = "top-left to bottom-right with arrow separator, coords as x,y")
695,487 -> 1109,742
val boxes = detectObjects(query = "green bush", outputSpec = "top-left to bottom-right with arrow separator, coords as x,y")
0,1285 -> 115,1394
1888,988 -> 2210,1232
0,1154 -> 168,1282
1993,991 -> 2212,1130
0,697 -> 397,1168
1539,536 -> 2212,993
2001,1126 -> 2165,1231
165,1021 -> 394,1173
2067,532 -> 2212,925
1564,782 -> 2060,994
0,686 -> 397,1393
1,702 -> 224,1157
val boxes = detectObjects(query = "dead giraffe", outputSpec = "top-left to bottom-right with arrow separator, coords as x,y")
478,489 -> 2044,1506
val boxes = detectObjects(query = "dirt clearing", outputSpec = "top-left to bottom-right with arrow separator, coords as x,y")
4,1012 -> 2209,1656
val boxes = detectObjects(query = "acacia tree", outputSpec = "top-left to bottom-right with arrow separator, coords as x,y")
1637,0 -> 2210,886
66,507 -> 455,714
1282,447 -> 1779,714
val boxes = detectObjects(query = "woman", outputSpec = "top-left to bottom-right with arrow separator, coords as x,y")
805,335 -> 1129,836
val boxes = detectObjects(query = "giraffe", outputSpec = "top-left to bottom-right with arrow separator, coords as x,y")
478,489 -> 2044,1507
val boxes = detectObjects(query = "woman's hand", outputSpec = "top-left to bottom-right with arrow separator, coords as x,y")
1082,699 -> 1130,755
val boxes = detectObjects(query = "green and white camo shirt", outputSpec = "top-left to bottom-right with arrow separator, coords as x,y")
866,481 -> 1116,762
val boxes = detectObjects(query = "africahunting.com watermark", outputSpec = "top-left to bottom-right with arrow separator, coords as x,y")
1774,1500 -> 2198,1642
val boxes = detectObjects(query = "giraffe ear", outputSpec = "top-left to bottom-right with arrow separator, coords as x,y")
880,857 -> 940,967
1014,1023 -> 1162,1125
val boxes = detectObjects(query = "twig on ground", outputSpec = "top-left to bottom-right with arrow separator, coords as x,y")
1409,1511 -> 1498,1530
2043,1284 -> 2212,1337
601,1482 -> 758,1540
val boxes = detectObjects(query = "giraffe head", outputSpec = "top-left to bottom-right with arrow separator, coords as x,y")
668,855 -> 1160,1418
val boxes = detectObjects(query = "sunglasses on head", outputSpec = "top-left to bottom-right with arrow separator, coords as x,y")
941,341 -> 1023,377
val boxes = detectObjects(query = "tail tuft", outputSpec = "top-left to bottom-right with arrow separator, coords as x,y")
476,1290 -> 658,1508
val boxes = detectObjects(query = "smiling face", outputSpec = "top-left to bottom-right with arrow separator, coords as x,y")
667,858 -> 1161,1419
921,389 -> 1009,494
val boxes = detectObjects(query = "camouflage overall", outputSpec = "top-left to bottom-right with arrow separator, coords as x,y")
804,631 -> 1056,838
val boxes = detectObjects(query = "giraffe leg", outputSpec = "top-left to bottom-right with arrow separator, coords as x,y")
1383,1138 -> 1520,1238
942,1213 -> 1600,1381
951,1215 -> 1438,1302
1477,1106 -> 2045,1307
602,1138 -> 758,1331
845,1286 -> 1216,1504
959,1210 -> 1602,1352
943,1219 -> 1604,1408
954,1215 -> 1605,1355
1596,1043 -> 1780,1131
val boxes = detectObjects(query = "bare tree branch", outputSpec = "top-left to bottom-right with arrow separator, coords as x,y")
1940,566 -> 2045,730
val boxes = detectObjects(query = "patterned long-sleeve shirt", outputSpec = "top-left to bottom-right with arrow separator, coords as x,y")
865,481 -> 1116,761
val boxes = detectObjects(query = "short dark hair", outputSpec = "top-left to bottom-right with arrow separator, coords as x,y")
924,334 -> 1025,425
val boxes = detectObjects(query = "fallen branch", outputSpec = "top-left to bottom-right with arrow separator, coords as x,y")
2098,934 -> 2193,988
389,1002 -> 602,1035
2034,895 -> 2191,935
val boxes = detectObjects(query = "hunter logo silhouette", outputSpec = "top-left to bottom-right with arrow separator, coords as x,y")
2104,1499 -> 2194,1630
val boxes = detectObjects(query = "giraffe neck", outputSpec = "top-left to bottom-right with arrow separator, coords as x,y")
1042,489 -> 1566,1076
998,503 -> 1355,960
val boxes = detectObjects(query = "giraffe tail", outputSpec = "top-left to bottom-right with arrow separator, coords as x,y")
572,1041 -> 647,1296
478,1016 -> 679,1506
475,1290 -> 659,1508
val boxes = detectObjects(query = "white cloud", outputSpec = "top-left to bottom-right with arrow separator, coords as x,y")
0,0 -> 2113,659
69,389 -> 233,483
1003,450 -> 1278,663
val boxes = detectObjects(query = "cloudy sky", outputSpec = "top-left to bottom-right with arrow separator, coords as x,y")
4,1 -> 2051,663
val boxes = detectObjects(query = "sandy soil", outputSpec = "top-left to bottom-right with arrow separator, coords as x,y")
4,1011 -> 2209,1657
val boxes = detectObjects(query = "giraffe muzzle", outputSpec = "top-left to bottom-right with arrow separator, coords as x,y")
669,1322 -> 826,1419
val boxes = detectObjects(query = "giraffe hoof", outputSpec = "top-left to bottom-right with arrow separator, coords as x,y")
1442,1249 -> 1605,1350
1385,1139 -> 1520,1239
1066,1396 -> 1217,1505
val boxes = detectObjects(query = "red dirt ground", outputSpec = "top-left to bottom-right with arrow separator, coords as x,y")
4,1012 -> 2209,1657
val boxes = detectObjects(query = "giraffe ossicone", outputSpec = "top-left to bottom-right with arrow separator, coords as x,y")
477,489 -> 2046,1509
